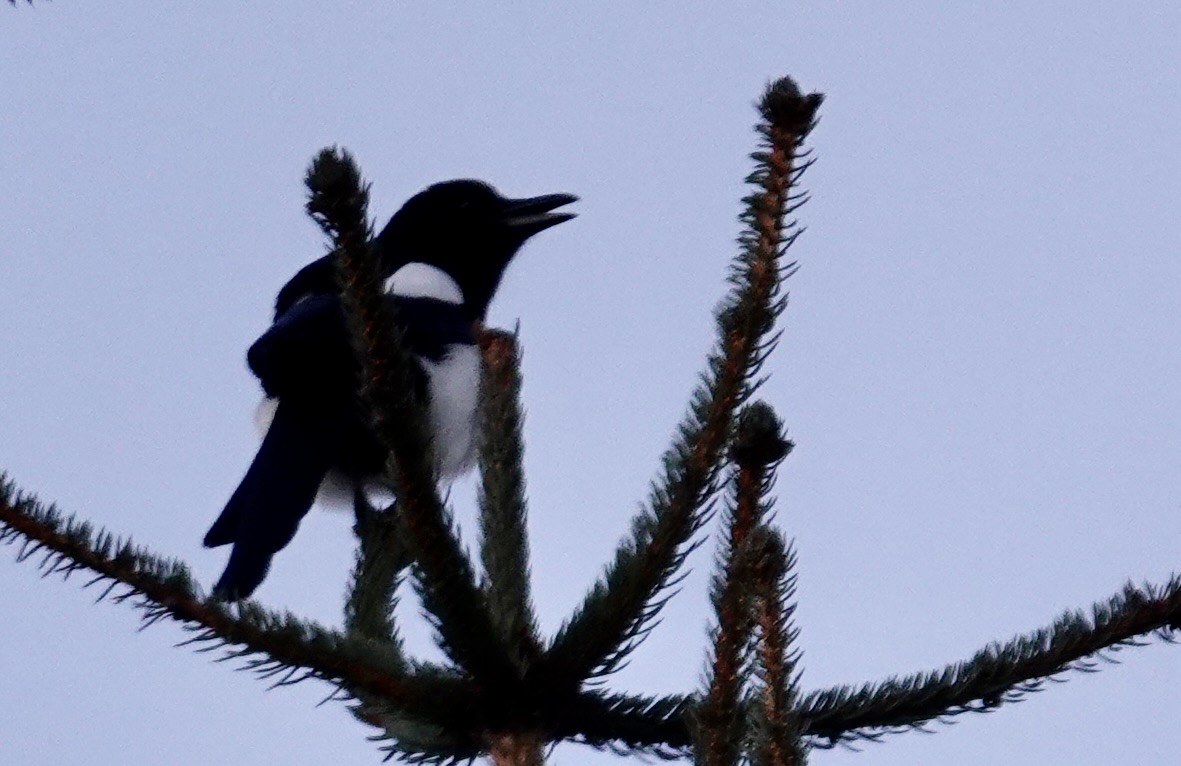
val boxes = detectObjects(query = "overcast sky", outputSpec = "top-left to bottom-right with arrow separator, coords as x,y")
2,3 -> 1180,765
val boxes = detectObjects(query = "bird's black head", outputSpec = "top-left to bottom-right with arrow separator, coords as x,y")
375,180 -> 577,319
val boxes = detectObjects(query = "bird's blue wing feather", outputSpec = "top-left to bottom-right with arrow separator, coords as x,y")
247,293 -> 474,397
388,296 -> 476,359
247,294 -> 354,398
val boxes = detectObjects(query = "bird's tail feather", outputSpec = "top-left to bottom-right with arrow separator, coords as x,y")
204,402 -> 336,600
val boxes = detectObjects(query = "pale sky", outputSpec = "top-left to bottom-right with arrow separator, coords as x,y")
2,4 -> 1180,765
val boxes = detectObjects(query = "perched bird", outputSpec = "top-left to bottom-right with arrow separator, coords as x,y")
204,180 -> 577,599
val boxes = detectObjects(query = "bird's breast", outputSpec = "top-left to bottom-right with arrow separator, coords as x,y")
252,341 -> 481,507
421,343 -> 482,478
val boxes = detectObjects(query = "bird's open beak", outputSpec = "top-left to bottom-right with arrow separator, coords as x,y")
503,193 -> 578,237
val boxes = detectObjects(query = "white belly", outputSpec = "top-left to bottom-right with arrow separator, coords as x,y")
421,343 -> 481,478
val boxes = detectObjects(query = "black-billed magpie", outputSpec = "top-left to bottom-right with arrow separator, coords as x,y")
204,180 -> 576,600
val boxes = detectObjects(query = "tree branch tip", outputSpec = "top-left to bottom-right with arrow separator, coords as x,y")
306,146 -> 362,189
304,146 -> 371,229
759,77 -> 824,136
731,401 -> 792,466
478,327 -> 520,359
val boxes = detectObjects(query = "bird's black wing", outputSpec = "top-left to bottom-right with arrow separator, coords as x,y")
388,296 -> 476,361
272,254 -> 337,320
203,399 -> 343,598
248,293 -> 356,399
207,294 -> 472,599
247,293 -> 475,398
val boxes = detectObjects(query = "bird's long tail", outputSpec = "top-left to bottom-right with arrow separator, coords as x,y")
204,401 -> 335,600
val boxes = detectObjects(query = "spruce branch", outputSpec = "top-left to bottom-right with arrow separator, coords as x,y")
696,402 -> 792,766
0,474 -> 435,711
799,576 -> 1181,747
0,473 -> 497,763
357,665 -> 490,766
743,527 -> 806,766
345,490 -> 417,737
345,491 -> 411,651
563,575 -> 1181,753
560,691 -> 695,759
477,328 -> 543,669
306,147 -> 516,691
541,77 -> 823,691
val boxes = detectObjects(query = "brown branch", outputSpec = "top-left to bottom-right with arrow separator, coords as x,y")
477,328 -> 543,668
540,77 -> 823,693
745,527 -> 806,766
306,148 -> 516,690
697,403 -> 793,766
487,730 -> 545,766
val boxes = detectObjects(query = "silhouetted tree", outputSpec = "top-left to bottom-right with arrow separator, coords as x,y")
4,75 -> 1180,766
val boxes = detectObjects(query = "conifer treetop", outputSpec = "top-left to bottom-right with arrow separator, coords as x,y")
3,74 -> 1179,766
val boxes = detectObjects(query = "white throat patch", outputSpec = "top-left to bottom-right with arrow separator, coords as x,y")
385,262 -> 464,304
